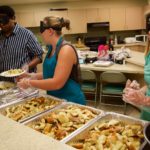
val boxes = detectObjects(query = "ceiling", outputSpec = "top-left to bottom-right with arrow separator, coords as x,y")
0,0 -> 86,5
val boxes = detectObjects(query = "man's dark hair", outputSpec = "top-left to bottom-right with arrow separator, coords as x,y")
0,5 -> 15,18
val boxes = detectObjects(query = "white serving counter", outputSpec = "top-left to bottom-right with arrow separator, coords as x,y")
125,51 -> 145,67
80,62 -> 144,74
0,114 -> 74,150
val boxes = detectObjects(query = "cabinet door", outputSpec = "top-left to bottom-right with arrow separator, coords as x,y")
86,8 -> 99,23
16,11 -> 36,27
34,10 -> 49,26
98,8 -> 110,22
68,9 -> 87,34
110,8 -> 126,31
48,10 -> 69,34
125,7 -> 144,30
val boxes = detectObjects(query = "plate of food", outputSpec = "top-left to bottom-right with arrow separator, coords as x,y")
0,69 -> 25,77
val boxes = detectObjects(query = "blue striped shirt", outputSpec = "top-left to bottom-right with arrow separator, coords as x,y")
0,24 -> 43,82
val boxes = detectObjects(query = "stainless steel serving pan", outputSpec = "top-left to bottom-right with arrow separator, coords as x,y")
0,81 -> 15,96
0,94 -> 65,123
0,88 -> 39,108
144,123 -> 150,145
65,112 -> 146,147
140,123 -> 150,150
23,102 -> 104,142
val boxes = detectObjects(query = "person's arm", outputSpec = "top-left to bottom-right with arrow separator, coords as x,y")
26,33 -> 43,69
16,72 -> 43,82
123,84 -> 150,106
28,56 -> 42,70
18,45 -> 76,90
140,85 -> 147,94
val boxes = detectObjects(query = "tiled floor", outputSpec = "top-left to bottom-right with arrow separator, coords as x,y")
87,101 -> 141,119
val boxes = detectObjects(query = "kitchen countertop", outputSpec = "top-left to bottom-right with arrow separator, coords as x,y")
80,62 -> 143,74
76,47 -> 90,51
125,51 -> 145,67
0,114 -> 74,150
114,42 -> 146,48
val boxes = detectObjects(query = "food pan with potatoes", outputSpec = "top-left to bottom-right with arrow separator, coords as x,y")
67,112 -> 146,150
23,103 -> 104,142
0,94 -> 65,123
0,81 -> 15,96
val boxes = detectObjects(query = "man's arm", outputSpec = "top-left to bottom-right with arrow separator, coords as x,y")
26,32 -> 43,70
28,55 -> 42,70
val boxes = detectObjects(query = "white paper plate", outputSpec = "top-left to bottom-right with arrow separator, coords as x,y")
0,69 -> 25,77
93,61 -> 113,67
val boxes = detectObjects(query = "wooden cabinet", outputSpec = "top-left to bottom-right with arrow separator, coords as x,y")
98,8 -> 110,22
110,7 -> 144,31
34,10 -> 49,26
86,8 -> 99,23
16,11 -> 36,27
68,9 -> 87,34
86,8 -> 109,23
126,7 -> 144,30
110,8 -> 126,31
15,6 -> 144,32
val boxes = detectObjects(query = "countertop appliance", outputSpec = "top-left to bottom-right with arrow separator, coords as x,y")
84,36 -> 107,51
140,123 -> 150,150
135,35 -> 147,42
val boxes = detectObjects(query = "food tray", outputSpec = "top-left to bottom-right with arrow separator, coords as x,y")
0,81 -> 16,96
0,88 -> 39,108
0,94 -> 65,123
66,112 -> 146,150
23,102 -> 104,142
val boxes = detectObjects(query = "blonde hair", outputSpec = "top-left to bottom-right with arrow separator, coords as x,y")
44,16 -> 70,35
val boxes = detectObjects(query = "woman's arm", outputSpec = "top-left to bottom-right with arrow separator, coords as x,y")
19,45 -> 76,90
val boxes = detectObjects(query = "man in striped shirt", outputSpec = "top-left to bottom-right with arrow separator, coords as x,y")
0,5 -> 43,82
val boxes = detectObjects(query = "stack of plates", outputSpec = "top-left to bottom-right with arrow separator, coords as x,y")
93,61 -> 113,67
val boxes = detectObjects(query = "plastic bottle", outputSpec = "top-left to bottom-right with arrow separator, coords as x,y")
78,38 -> 82,45
114,35 -> 118,45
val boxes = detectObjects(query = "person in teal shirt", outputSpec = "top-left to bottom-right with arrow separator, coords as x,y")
123,31 -> 150,121
17,16 -> 86,105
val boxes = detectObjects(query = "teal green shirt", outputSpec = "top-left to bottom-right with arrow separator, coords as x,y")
43,37 -> 86,105
141,51 -> 150,121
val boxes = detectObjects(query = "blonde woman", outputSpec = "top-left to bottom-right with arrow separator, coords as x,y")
18,16 -> 85,105
123,31 -> 150,121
